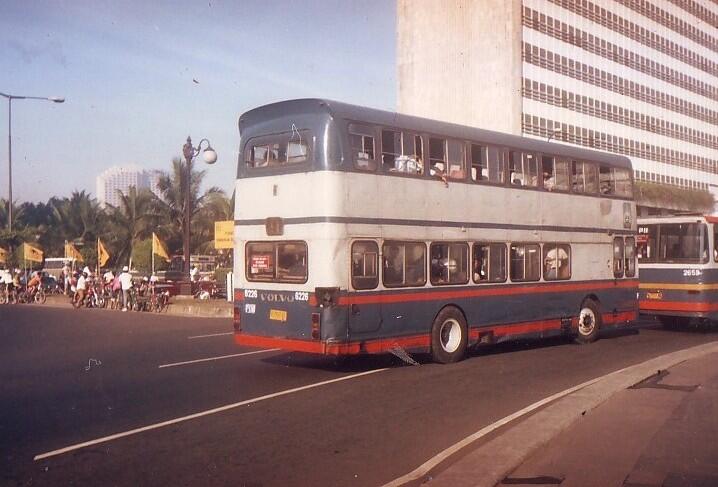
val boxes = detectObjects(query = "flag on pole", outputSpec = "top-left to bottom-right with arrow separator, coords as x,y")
0,247 -> 7,264
97,238 -> 110,267
152,233 -> 170,262
23,243 -> 44,263
65,242 -> 84,262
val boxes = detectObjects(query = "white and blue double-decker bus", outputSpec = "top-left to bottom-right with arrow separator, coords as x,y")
232,99 -> 637,363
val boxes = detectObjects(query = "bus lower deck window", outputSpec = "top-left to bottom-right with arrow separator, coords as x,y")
383,241 -> 426,287
613,237 -> 625,278
246,241 -> 308,283
473,243 -> 507,282
625,237 -> 636,277
510,243 -> 541,281
543,244 -> 571,280
352,241 -> 379,289
430,243 -> 469,285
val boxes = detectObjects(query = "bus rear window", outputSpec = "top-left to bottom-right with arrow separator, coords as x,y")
246,241 -> 308,283
245,131 -> 311,168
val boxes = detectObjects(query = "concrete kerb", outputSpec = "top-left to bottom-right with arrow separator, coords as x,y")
38,295 -> 232,318
385,340 -> 718,487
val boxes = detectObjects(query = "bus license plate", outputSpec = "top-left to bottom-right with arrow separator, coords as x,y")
269,309 -> 287,322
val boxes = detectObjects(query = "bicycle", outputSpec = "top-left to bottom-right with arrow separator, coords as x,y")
34,287 -> 47,304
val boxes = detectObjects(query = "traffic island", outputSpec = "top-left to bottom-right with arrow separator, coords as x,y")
41,294 -> 232,318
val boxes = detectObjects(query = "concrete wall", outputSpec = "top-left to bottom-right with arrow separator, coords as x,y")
397,0 -> 523,134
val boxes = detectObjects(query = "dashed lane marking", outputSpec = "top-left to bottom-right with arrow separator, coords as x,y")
158,349 -> 281,368
187,332 -> 234,340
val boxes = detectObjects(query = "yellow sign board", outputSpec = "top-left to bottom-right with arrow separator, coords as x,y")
214,220 -> 234,249
269,309 -> 287,322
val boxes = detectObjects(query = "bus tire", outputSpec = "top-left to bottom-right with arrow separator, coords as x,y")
575,300 -> 601,344
430,307 -> 468,364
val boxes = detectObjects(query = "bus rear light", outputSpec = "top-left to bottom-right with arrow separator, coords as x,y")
233,306 -> 241,332
311,313 -> 321,340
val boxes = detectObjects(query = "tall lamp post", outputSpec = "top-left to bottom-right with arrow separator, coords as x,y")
0,92 -> 65,231
181,136 -> 217,281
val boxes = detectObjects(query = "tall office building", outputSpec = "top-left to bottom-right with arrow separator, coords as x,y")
398,0 -> 718,213
96,165 -> 160,208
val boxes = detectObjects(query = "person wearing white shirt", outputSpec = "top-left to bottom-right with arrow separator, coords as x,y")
75,272 -> 88,306
119,266 -> 133,311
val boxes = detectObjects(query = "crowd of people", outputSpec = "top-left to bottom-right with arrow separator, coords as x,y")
0,268 -> 50,304
64,265 -> 168,312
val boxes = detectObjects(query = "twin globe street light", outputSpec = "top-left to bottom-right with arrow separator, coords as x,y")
0,92 -> 65,231
181,136 -> 217,280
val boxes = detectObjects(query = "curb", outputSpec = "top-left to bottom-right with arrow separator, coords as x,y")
385,340 -> 718,487
36,296 -> 232,319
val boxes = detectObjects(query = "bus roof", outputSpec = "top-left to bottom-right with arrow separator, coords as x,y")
239,98 -> 633,170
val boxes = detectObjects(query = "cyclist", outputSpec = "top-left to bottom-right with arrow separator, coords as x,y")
26,271 -> 42,300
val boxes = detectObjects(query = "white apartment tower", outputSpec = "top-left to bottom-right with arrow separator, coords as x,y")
398,0 -> 718,212
96,165 -> 157,208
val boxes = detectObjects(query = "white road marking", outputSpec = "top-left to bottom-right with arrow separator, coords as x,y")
34,367 -> 388,461
382,366 -> 633,487
187,332 -> 234,340
158,349 -> 280,368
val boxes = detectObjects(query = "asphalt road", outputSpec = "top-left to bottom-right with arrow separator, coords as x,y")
1,305 -> 716,487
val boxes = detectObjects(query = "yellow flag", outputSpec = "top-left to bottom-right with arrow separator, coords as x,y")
65,242 -> 84,262
152,233 -> 170,262
23,243 -> 44,263
0,247 -> 7,264
98,238 -> 110,267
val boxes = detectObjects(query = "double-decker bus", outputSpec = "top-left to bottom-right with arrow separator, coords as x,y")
637,215 -> 718,327
232,99 -> 638,363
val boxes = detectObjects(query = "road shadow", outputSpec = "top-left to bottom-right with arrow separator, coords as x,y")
261,350 -> 409,372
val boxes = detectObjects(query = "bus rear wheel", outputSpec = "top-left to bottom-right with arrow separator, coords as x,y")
575,300 -> 601,344
431,307 -> 468,364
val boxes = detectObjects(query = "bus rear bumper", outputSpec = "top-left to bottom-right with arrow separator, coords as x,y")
234,332 -> 432,356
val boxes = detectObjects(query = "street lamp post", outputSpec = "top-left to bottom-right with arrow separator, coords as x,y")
0,92 -> 65,231
181,136 -> 217,281
547,127 -> 563,143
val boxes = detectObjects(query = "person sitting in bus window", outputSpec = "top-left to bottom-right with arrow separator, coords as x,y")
384,245 -> 403,285
543,171 -> 555,191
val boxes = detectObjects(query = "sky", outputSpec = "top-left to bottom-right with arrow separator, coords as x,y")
0,0 -> 396,203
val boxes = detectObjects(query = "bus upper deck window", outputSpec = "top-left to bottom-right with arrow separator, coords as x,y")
614,168 -> 633,198
350,125 -> 376,171
599,165 -> 615,195
429,138 -> 446,177
447,140 -> 465,180
572,161 -> 598,194
542,156 -> 570,191
509,152 -> 538,187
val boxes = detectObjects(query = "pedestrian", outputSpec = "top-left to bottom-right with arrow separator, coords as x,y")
75,271 -> 88,307
119,265 -> 133,312
62,261 -> 71,294
190,265 -> 200,282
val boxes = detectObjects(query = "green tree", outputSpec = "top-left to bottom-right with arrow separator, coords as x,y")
154,157 -> 224,255
106,186 -> 157,269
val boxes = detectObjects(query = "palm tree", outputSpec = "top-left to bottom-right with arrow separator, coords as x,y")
107,186 -> 157,268
154,157 -> 224,255
50,191 -> 104,243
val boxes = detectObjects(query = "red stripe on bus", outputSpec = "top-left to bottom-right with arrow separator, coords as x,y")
639,300 -> 718,312
338,280 -> 638,306
234,310 -> 635,356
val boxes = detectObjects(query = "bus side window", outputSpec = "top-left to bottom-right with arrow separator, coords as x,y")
349,124 -> 376,171
447,140 -> 466,180
471,144 -> 487,182
473,243 -> 507,283
510,243 -> 541,282
625,237 -> 636,278
430,242 -> 469,285
572,161 -> 598,194
542,156 -> 570,192
509,152 -> 538,187
381,129 -> 401,172
543,244 -> 571,280
599,165 -> 615,195
429,138 -> 447,177
614,168 -> 633,198
351,241 -> 379,289
613,237 -> 625,278
383,241 -> 426,287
